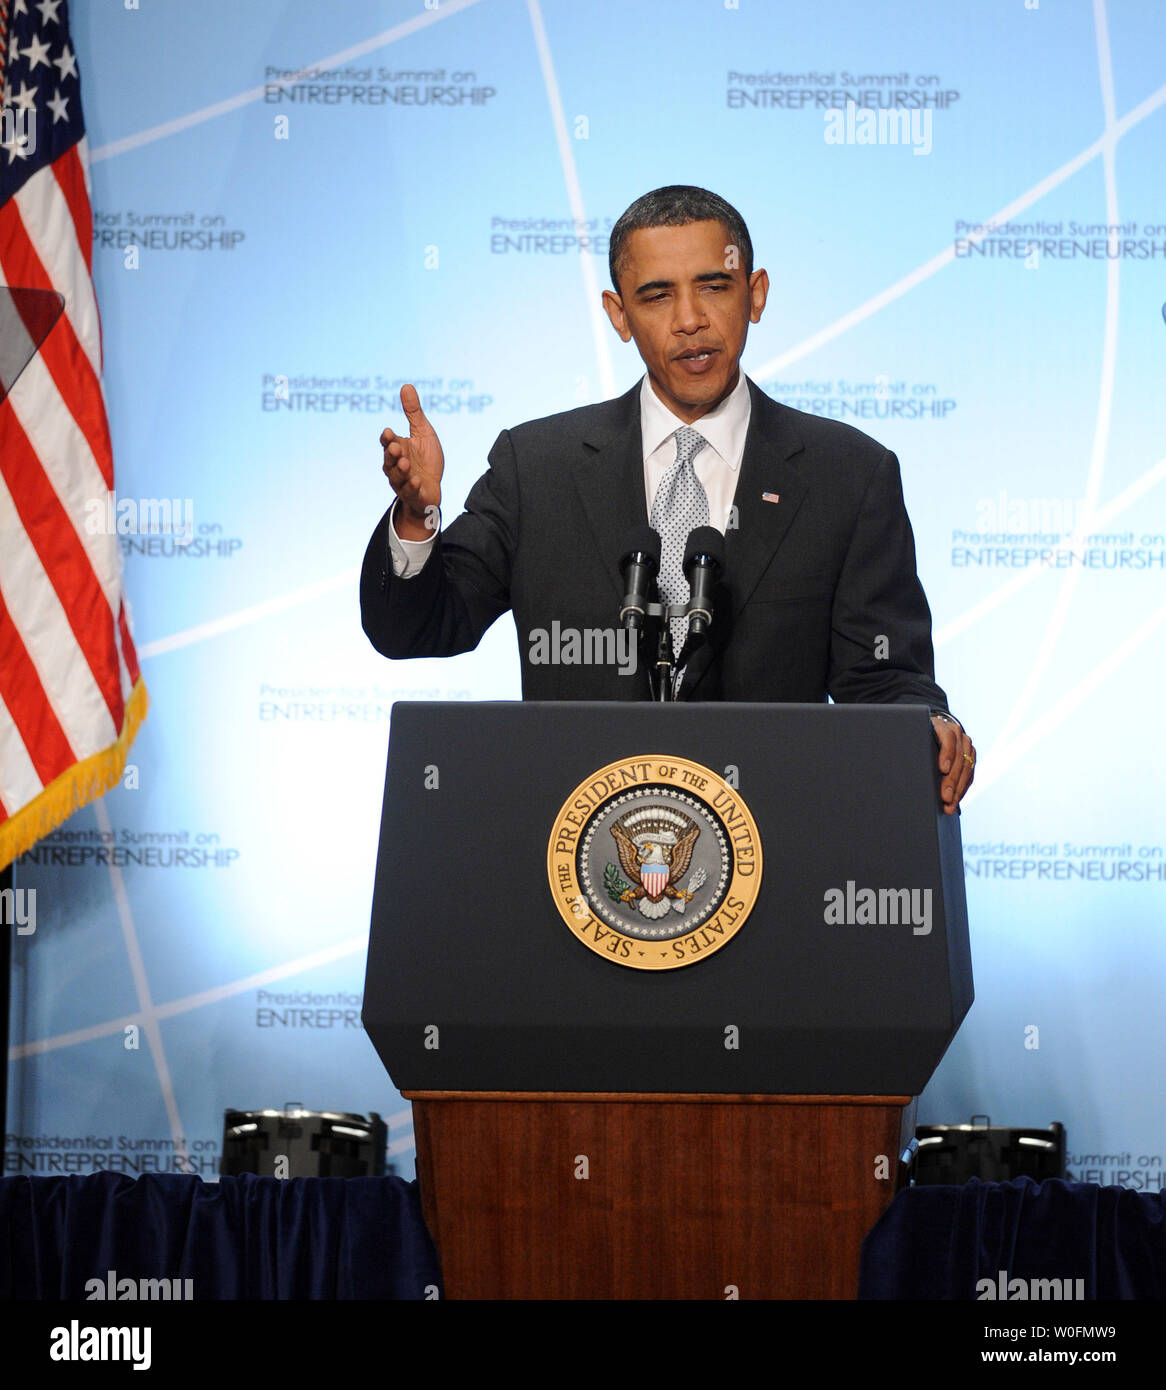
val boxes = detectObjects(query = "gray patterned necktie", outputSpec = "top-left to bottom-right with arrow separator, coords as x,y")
650,425 -> 710,660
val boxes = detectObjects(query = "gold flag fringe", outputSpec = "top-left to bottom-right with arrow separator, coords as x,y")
0,678 -> 149,872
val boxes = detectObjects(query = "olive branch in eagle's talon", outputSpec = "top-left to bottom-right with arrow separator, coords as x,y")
603,862 -> 632,905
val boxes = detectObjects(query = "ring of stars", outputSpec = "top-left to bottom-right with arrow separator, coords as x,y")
577,786 -> 731,940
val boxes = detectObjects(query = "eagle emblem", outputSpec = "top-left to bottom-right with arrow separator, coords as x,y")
608,806 -> 707,921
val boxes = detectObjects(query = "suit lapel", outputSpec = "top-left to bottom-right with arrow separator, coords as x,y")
572,383 -> 646,605
724,378 -> 808,612
681,379 -> 808,699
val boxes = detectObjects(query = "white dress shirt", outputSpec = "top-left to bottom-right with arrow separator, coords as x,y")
387,371 -> 753,576
639,368 -> 750,531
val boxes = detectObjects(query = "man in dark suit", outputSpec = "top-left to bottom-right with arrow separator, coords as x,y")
361,186 -> 976,813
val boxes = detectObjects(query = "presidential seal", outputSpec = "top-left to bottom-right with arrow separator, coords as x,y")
547,756 -> 763,970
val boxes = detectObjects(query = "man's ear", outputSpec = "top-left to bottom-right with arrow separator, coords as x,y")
748,268 -> 770,325
602,288 -> 632,342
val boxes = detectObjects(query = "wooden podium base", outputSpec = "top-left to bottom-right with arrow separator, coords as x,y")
405,1091 -> 916,1300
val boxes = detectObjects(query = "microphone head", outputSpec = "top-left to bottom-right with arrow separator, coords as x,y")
620,525 -> 661,575
683,525 -> 725,576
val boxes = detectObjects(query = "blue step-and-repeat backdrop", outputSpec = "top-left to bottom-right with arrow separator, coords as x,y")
7,0 -> 1165,1189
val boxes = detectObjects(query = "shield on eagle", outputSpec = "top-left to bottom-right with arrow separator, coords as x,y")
640,862 -> 670,899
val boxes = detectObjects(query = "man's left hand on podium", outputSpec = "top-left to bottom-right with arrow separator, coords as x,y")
930,713 -> 976,815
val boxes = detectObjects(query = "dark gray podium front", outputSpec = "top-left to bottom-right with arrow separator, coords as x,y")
362,702 -> 973,1299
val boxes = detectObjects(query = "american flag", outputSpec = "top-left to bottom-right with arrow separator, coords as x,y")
0,0 -> 146,870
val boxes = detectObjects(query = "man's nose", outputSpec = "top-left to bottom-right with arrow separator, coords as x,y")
671,292 -> 708,333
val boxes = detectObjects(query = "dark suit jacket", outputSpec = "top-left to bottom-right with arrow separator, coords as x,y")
360,376 -> 949,710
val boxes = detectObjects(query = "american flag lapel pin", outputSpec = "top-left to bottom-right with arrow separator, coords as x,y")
761,491 -> 781,505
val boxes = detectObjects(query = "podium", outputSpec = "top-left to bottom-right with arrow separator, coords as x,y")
363,702 -> 972,1299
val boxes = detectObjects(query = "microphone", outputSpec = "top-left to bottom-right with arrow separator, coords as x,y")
619,526 -> 661,631
682,526 -> 724,644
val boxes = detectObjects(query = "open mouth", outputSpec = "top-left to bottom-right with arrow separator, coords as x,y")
675,348 -> 719,373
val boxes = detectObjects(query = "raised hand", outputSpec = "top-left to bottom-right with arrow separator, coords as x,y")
380,383 -> 444,540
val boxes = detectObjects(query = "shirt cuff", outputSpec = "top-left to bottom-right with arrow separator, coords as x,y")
387,501 -> 439,578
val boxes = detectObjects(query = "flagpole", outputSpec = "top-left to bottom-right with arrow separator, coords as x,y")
1,861 -> 10,1140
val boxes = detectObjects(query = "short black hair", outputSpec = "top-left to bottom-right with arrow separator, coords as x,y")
608,185 -> 754,291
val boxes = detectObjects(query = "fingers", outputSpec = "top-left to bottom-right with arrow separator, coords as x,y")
399,382 -> 430,434
380,429 -> 409,483
394,465 -> 428,509
378,381 -> 427,469
383,450 -> 425,506
381,384 -> 443,506
932,721 -> 959,811
949,735 -> 976,810
932,718 -> 964,815
931,716 -> 976,815
380,427 -> 406,462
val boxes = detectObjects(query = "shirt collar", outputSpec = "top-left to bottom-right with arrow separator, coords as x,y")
639,369 -> 752,469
